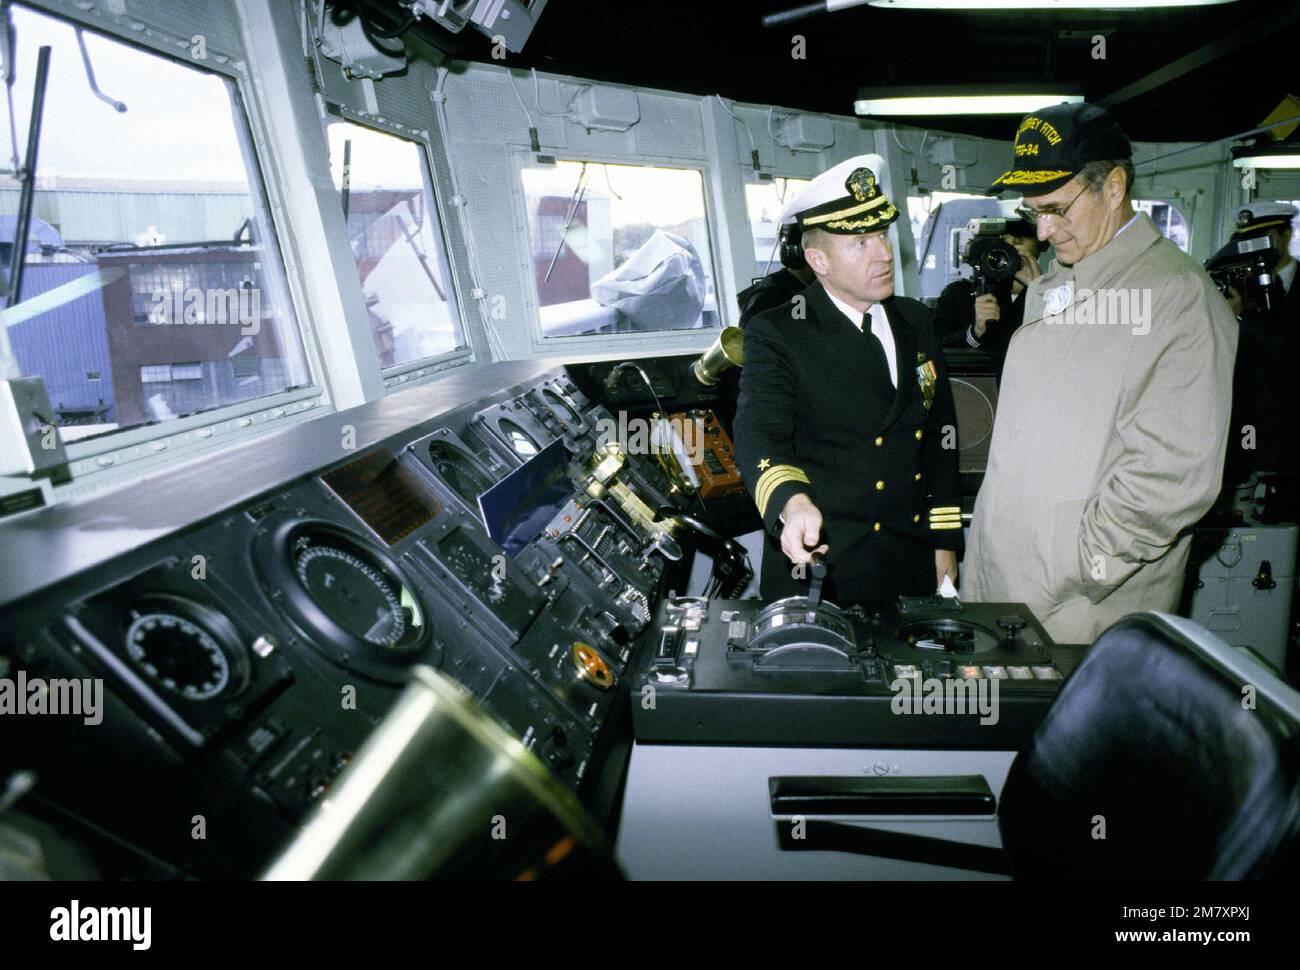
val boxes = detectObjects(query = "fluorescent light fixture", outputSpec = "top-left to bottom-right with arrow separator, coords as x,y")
866,1 -> 1237,9
855,87 -> 1082,116
1231,145 -> 1300,169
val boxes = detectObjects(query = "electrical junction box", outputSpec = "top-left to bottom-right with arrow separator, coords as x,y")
925,137 -> 978,169
569,87 -> 640,132
316,13 -> 407,80
776,114 -> 834,152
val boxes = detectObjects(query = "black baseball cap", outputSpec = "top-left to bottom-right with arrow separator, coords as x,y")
992,101 -> 1132,198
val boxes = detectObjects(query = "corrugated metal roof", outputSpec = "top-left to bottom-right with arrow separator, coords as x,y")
0,189 -> 252,248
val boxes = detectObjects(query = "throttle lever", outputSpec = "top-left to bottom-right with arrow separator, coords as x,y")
806,552 -> 827,619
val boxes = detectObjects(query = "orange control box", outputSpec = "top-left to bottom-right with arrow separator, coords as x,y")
668,409 -> 744,500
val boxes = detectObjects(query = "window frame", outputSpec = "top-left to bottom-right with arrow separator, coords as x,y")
5,2 -> 332,485
321,104 -> 474,383
742,172 -> 813,281
511,149 -> 726,350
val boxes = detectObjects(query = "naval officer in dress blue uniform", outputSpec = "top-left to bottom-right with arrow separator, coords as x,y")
733,155 -> 963,605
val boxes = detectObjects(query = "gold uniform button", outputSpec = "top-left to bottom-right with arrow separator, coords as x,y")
915,429 -> 923,440
874,436 -> 884,446
913,514 -> 920,523
873,522 -> 881,531
915,472 -> 922,481
875,480 -> 885,491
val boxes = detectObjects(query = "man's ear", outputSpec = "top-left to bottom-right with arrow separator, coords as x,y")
804,245 -> 828,276
1105,166 -> 1127,207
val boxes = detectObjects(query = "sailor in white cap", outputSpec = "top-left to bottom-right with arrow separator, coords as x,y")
1227,201 -> 1298,324
736,181 -> 817,326
733,155 -> 964,605
1225,200 -> 1300,484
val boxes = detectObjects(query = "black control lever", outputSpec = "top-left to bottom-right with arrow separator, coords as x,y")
807,552 -> 827,603
806,552 -> 827,619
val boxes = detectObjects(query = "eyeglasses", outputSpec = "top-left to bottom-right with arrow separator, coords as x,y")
1015,184 -> 1089,227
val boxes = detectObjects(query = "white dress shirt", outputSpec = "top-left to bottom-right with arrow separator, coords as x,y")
824,288 -> 897,387
1113,212 -> 1140,239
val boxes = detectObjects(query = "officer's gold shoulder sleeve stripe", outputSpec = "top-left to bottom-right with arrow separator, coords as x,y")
754,464 -> 810,518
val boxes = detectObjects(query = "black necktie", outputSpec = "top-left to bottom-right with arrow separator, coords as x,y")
860,312 -> 891,386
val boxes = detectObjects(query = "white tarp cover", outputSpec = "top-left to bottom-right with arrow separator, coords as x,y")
591,230 -> 705,330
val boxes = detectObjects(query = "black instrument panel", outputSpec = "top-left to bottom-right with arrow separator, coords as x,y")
0,362 -> 694,878
633,594 -> 1082,749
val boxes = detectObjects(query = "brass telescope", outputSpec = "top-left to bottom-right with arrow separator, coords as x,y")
690,326 -> 744,386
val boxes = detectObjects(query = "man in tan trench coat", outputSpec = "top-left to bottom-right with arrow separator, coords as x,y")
962,102 -> 1238,645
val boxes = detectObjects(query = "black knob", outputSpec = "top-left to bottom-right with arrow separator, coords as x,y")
997,615 -> 1026,642
543,725 -> 575,770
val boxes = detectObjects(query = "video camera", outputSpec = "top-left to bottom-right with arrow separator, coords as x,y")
1205,235 -> 1278,316
956,218 -> 1022,296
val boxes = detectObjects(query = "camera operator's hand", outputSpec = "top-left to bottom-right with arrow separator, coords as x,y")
973,293 -> 1001,338
1226,285 -> 1244,318
780,493 -> 828,565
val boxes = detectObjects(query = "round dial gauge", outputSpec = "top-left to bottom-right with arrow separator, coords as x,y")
499,420 -> 539,458
125,611 -> 233,701
290,533 -> 424,650
542,389 -> 580,424
427,440 -> 494,506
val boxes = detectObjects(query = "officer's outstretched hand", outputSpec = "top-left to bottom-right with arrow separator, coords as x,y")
780,493 -> 828,565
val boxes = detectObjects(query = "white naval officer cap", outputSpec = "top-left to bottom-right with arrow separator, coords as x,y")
786,154 -> 899,235
1233,200 -> 1299,236
778,180 -> 814,227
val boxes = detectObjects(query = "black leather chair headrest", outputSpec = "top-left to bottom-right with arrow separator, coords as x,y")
998,613 -> 1300,880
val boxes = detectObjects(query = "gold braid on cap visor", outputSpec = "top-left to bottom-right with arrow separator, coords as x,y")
1237,217 -> 1292,233
993,169 -> 1073,186
800,193 -> 896,229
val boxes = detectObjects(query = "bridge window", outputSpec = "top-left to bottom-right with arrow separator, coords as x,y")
326,120 -> 464,369
744,177 -> 811,284
0,4 -> 310,441
1133,199 -> 1190,252
908,192 -> 1005,301
520,159 -> 718,337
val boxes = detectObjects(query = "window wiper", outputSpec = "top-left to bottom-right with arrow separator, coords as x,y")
75,27 -> 126,113
2,3 -> 19,176
341,137 -> 352,223
543,162 -> 589,284
3,43 -> 50,310
396,202 -> 446,301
